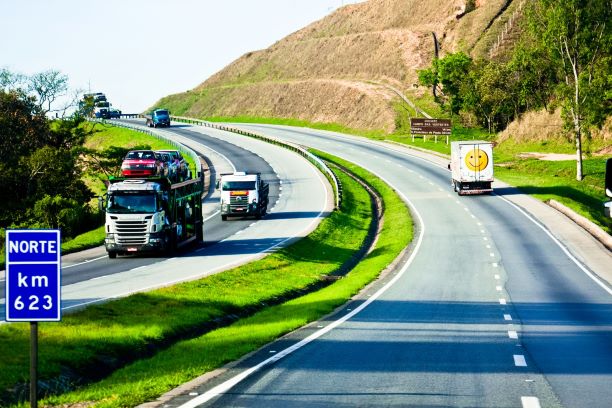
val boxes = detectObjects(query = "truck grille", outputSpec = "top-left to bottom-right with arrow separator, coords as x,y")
229,196 -> 248,204
115,220 -> 148,245
229,195 -> 249,210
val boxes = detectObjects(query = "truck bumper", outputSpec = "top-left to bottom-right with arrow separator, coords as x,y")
105,233 -> 166,254
221,203 -> 259,216
455,181 -> 493,195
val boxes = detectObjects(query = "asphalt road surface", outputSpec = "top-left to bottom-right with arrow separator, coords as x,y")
169,123 -> 612,408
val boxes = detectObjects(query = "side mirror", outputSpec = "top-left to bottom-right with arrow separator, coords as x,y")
98,196 -> 105,212
606,158 -> 612,198
215,180 -> 220,190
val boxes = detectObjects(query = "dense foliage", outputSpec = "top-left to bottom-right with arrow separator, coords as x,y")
0,88 -> 97,238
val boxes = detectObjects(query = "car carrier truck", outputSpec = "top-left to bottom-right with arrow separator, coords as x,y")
100,171 -> 204,258
450,141 -> 494,195
217,172 -> 269,220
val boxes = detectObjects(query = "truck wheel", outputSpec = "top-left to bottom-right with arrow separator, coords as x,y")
108,251 -> 117,259
221,215 -> 227,221
196,221 -> 204,242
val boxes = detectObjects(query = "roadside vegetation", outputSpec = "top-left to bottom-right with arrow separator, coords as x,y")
0,153 -> 412,408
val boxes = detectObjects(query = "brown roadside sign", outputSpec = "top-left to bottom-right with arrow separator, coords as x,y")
410,118 -> 451,135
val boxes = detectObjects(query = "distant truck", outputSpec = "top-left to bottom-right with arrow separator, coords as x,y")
145,109 -> 171,128
100,170 -> 204,258
605,158 -> 612,218
217,172 -> 269,220
450,141 -> 494,195
94,107 -> 110,119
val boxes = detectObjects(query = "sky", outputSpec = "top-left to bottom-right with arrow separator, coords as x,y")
1,0 -> 363,113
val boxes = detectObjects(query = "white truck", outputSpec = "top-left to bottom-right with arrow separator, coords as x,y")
217,172 -> 269,220
450,141 -> 494,195
100,175 -> 204,258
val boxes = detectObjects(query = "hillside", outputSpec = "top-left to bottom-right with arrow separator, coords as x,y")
154,0 -> 517,132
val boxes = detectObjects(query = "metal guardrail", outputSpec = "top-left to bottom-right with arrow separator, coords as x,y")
169,116 -> 342,209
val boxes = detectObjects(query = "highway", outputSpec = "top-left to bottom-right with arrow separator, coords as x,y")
0,122 -> 333,317
170,123 -> 612,408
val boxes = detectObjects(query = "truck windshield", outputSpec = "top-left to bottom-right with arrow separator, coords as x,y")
155,110 -> 169,116
107,193 -> 157,213
222,181 -> 256,191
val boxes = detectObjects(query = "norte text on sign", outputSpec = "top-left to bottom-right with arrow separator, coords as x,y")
5,230 -> 61,322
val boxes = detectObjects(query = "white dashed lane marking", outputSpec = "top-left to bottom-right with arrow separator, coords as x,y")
514,355 -> 527,367
521,396 -> 541,408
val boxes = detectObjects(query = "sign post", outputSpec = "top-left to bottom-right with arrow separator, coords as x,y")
5,230 -> 61,408
410,118 -> 452,144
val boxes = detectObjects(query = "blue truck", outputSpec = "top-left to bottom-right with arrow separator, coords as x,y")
145,109 -> 171,128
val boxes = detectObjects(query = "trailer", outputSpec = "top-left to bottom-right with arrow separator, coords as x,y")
450,141 -> 494,195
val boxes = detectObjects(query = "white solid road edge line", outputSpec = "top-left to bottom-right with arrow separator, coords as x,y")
497,195 -> 612,296
521,396 -> 542,408
177,177 -> 426,408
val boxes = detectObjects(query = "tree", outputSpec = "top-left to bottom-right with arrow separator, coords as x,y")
0,89 -> 94,231
527,0 -> 612,180
0,90 -> 49,163
418,52 -> 473,119
0,68 -> 26,91
27,69 -> 69,114
460,60 -> 513,133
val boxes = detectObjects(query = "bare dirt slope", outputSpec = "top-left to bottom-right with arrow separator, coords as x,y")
155,0 -> 513,131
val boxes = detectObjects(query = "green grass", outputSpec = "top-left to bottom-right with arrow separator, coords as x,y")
2,155 -> 412,407
495,157 -> 611,233
205,115 -> 388,140
85,122 -> 198,174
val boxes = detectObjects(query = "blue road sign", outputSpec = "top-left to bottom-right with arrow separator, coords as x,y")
5,230 -> 61,322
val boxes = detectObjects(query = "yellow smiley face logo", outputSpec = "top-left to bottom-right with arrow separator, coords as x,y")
465,148 -> 489,171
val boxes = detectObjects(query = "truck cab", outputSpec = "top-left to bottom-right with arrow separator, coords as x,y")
146,109 -> 171,128
102,175 -> 204,258
218,172 -> 269,220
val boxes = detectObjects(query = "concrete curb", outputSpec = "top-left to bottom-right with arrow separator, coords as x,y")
547,199 -> 612,251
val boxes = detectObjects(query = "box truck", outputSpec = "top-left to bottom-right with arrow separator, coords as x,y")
450,141 -> 494,195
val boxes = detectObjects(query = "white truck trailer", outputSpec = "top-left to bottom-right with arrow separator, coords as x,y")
450,141 -> 494,195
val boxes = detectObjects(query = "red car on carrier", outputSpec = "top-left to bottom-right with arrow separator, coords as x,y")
120,150 -> 163,177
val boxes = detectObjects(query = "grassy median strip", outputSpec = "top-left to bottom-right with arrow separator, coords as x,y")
1,153 -> 412,408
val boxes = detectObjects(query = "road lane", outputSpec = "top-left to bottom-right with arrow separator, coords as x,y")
172,123 -> 611,408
